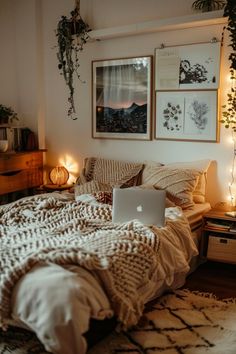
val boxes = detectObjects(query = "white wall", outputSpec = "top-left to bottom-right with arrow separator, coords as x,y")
0,0 -> 18,111
0,0 -> 233,206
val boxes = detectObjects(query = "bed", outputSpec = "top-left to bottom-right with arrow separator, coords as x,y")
0,157 -> 211,354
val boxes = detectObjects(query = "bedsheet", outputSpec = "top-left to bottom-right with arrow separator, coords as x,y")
184,202 -> 211,232
0,193 -> 198,354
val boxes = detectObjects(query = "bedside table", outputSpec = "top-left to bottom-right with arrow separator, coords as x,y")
43,183 -> 73,192
201,208 -> 236,265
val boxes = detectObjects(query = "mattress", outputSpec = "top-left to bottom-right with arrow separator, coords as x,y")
184,202 -> 211,273
184,202 -> 211,231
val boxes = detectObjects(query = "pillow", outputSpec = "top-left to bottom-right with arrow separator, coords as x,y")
141,161 -> 163,184
74,180 -> 112,199
130,183 -> 175,207
142,166 -> 200,209
166,160 -> 211,203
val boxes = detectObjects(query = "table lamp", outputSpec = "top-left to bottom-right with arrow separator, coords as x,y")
49,166 -> 69,186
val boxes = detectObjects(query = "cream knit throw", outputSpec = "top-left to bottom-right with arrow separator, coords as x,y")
0,194 -> 191,331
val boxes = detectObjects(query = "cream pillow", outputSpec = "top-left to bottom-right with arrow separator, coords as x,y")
130,184 -> 175,207
142,161 -> 163,184
166,160 -> 211,203
142,166 -> 200,209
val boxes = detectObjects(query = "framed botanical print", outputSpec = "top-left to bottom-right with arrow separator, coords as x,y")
92,56 -> 152,140
155,90 -> 218,142
155,42 -> 221,90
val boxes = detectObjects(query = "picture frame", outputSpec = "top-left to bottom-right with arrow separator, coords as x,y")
155,90 -> 218,142
155,42 -> 221,90
92,56 -> 152,140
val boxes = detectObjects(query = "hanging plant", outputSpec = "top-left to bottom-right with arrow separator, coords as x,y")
223,0 -> 236,71
192,0 -> 225,12
191,0 -> 226,12
56,0 -> 91,120
220,0 -> 236,131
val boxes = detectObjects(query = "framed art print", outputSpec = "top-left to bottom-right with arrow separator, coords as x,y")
92,56 -> 152,140
155,42 -> 221,90
155,90 -> 218,142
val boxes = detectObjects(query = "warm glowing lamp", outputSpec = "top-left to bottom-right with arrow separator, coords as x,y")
49,166 -> 69,186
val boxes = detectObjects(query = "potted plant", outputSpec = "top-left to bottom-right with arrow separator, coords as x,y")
191,0 -> 226,12
0,104 -> 18,125
56,0 -> 91,120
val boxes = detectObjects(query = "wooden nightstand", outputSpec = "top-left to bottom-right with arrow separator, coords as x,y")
201,208 -> 236,264
0,150 -> 44,195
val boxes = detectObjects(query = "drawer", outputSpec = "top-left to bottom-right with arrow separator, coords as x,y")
0,168 -> 43,195
207,235 -> 236,264
0,152 -> 43,173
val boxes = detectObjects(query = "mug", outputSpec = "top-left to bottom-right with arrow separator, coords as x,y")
0,140 -> 8,152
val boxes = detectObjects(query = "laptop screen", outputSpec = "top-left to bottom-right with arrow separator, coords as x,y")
112,188 -> 166,227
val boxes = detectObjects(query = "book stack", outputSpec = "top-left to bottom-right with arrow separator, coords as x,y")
206,220 -> 230,232
0,126 -> 23,151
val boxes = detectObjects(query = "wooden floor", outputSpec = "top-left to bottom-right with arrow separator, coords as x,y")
184,260 -> 236,299
87,260 -> 236,347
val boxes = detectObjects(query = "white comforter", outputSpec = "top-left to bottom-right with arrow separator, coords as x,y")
1,193 -> 198,354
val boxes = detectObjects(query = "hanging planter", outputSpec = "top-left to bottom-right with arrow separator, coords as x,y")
56,0 -> 91,120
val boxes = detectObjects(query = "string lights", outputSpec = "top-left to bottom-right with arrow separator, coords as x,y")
228,131 -> 236,207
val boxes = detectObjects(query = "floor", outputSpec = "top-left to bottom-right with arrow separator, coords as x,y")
184,260 -> 236,299
86,260 -> 236,347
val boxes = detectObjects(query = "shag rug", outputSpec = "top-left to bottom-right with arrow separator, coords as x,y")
1,289 -> 236,354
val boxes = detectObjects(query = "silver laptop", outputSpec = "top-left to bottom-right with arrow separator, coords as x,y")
112,188 -> 166,227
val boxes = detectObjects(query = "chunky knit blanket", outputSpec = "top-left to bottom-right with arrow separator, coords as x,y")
0,193 -> 191,331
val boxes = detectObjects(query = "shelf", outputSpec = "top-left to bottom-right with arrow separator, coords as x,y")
89,10 -> 227,41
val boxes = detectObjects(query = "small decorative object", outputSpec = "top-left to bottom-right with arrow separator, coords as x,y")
49,166 -> 69,186
191,0 -> 226,12
56,0 -> 91,120
0,104 -> 18,125
92,56 -> 152,140
0,140 -> 8,153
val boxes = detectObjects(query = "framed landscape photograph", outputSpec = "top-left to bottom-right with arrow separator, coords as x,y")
155,42 -> 221,90
155,90 -> 218,142
92,56 -> 152,140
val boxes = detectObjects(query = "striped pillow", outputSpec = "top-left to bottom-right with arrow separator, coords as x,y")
142,166 -> 200,209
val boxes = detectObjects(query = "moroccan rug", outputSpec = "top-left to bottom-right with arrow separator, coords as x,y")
1,289 -> 236,354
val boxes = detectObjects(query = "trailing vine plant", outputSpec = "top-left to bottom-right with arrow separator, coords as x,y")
220,0 -> 236,131
56,0 -> 90,120
219,0 -> 236,206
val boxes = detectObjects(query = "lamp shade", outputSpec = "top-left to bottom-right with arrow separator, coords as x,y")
49,166 -> 69,186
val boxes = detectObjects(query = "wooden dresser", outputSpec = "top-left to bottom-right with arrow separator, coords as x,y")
0,151 -> 44,195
